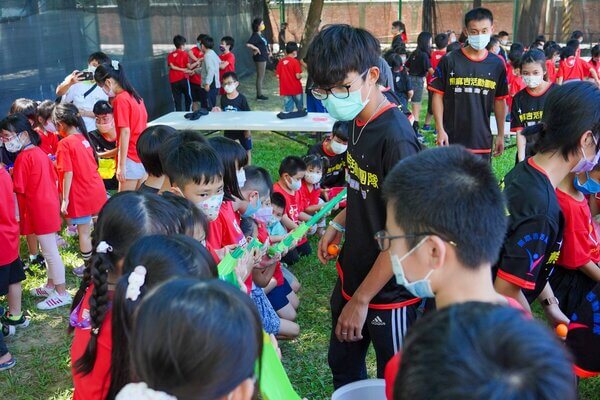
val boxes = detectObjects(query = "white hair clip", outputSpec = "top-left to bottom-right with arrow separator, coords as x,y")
125,266 -> 147,301
111,60 -> 120,71
116,382 -> 176,400
96,241 -> 113,254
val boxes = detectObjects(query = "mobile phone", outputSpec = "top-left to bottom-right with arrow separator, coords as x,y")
80,71 -> 94,81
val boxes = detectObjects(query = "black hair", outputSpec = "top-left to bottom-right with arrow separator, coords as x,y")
200,35 -> 214,50
161,192 -> 209,240
285,41 -> 299,54
303,154 -> 325,171
566,38 -> 580,50
332,121 -> 349,142
240,216 -> 258,238
252,17 -> 263,33
415,32 -> 432,56
94,62 -> 143,103
570,30 -> 584,40
52,103 -> 96,160
394,302 -> 576,400
136,125 -> 177,178
536,34 -> 546,42
222,71 -> 238,82
306,24 -> 381,87
529,82 -> 600,159
9,98 -> 37,121
278,155 -> 306,178
388,53 -> 404,71
108,234 -> 216,399
93,100 -> 113,115
0,113 -> 41,146
36,100 -> 55,123
531,40 -> 544,49
560,45 -> 576,60
130,278 -> 263,399
173,34 -> 186,48
383,146 -> 507,268
592,45 -> 600,67
543,40 -> 556,50
508,43 -> 525,68
163,141 -> 224,189
446,42 -> 462,53
159,130 -> 208,182
545,44 -> 561,60
196,33 -> 206,42
498,30 -> 509,37
88,51 -> 111,65
71,192 -> 182,375
208,136 -> 248,199
270,191 -> 286,210
391,20 -> 405,31
486,36 -> 499,51
434,33 -> 449,50
221,36 -> 235,50
464,7 -> 494,26
458,31 -> 468,44
243,165 -> 273,199
520,49 -> 547,74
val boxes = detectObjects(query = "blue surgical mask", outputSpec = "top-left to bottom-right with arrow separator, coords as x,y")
321,81 -> 372,122
243,194 -> 262,218
574,173 -> 600,195
468,33 -> 491,51
390,237 -> 435,298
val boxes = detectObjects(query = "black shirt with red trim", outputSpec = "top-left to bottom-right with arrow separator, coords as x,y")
308,140 -> 346,188
428,48 -> 509,153
510,84 -> 556,158
566,283 -> 600,378
340,104 -> 421,306
494,158 -> 564,303
406,50 -> 431,77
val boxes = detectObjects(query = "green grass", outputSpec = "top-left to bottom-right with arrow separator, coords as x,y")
1,72 -> 599,399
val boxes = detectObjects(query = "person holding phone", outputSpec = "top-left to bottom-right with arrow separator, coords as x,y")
56,52 -> 111,133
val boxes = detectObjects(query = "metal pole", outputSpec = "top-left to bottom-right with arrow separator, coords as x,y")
398,0 -> 402,21
512,0 -> 519,40
281,0 -> 286,25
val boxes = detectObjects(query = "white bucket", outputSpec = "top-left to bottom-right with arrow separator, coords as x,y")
331,379 -> 386,400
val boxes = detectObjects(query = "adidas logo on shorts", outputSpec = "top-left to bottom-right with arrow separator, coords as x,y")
371,316 -> 385,326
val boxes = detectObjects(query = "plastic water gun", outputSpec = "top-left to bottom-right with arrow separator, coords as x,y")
217,238 -> 264,287
258,331 -> 302,400
268,188 -> 347,256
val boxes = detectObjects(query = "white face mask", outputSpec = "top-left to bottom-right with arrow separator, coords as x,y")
500,39 -> 508,46
195,193 -> 224,221
224,83 -> 237,94
390,237 -> 435,298
522,75 -> 543,89
288,176 -> 302,191
468,33 -> 491,51
304,172 -> 322,184
44,121 -> 57,132
87,64 -> 97,74
103,80 -> 115,98
4,133 -> 23,153
330,140 -> 348,155
400,55 -> 407,64
236,169 -> 246,188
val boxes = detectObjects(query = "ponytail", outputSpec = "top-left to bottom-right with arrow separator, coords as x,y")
94,61 -> 143,104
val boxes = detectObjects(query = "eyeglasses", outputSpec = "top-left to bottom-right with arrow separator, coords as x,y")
310,69 -> 369,101
0,131 -> 23,143
374,230 -> 457,252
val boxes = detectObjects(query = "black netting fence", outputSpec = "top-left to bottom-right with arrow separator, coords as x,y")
0,0 -> 264,119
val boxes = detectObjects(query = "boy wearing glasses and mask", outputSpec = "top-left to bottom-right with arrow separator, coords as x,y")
379,146 -> 521,400
309,24 -> 420,389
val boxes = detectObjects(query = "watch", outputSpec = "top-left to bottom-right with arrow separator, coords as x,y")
541,297 -> 559,307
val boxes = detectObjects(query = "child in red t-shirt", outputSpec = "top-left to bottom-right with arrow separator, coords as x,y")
188,35 -> 206,110
273,156 -> 312,265
218,36 -> 236,95
544,45 -> 560,84
167,35 -> 192,112
69,191 -> 182,400
54,104 -> 107,273
423,33 -> 448,130
0,114 -> 70,311
35,100 -> 59,157
300,154 -> 327,236
275,42 -> 303,112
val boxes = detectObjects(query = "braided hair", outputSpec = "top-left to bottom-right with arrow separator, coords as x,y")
71,192 -> 181,375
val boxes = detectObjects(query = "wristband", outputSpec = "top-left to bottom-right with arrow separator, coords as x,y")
329,221 -> 345,233
541,297 -> 559,307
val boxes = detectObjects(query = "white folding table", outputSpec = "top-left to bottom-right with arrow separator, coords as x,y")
148,111 -> 336,146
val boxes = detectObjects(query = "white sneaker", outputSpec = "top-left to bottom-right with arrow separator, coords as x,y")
30,286 -> 54,297
36,291 -> 72,310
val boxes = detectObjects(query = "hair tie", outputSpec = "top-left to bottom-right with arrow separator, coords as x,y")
125,266 -> 147,301
111,60 -> 120,71
116,382 -> 176,400
96,241 -> 113,254
91,327 -> 100,336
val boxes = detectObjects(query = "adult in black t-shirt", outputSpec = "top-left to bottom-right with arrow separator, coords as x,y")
429,8 -> 508,160
246,17 -> 270,100
494,81 -> 600,326
406,32 -> 433,130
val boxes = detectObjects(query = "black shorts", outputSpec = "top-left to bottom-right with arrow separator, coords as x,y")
190,83 -> 205,103
267,278 -> 293,311
566,283 -> 600,377
0,257 -> 26,296
549,266 -> 596,318
224,131 -> 253,150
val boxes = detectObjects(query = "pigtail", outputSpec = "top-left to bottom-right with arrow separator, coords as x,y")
68,263 -> 93,334
74,252 -> 112,375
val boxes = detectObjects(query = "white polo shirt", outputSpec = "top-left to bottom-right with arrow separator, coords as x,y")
61,82 -> 109,132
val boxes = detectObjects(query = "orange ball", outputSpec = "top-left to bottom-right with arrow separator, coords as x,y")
555,323 -> 568,338
327,244 -> 340,256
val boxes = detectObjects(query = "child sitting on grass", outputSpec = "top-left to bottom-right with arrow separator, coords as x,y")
267,192 -> 288,244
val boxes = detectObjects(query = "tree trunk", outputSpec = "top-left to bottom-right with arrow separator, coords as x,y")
515,0 -> 545,44
473,0 -> 482,8
262,0 -> 275,48
299,0 -> 325,60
